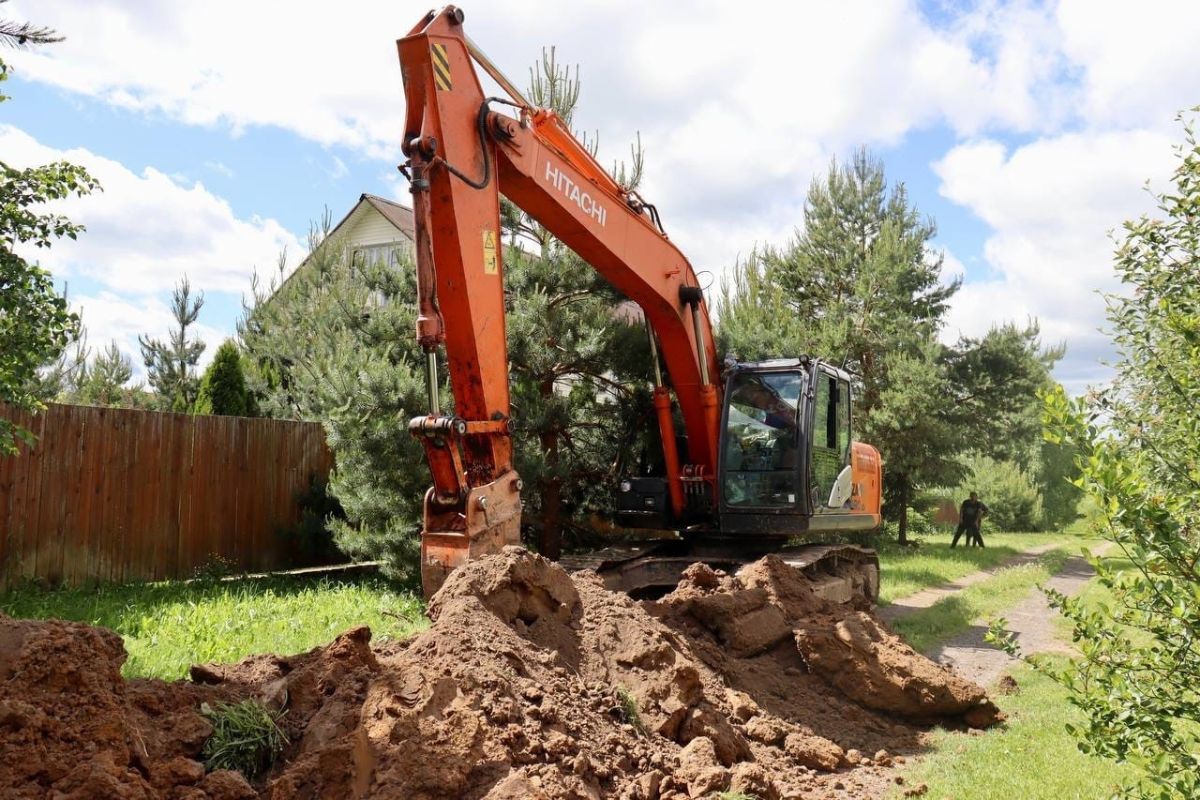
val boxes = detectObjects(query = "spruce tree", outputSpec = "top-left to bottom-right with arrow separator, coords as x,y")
139,276 -> 205,412
194,339 -> 252,416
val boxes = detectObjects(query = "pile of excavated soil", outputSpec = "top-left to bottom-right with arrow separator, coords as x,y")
0,548 -> 1001,799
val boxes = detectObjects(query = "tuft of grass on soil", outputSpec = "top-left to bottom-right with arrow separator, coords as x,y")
0,574 -> 426,680
616,686 -> 648,736
891,659 -> 1134,800
874,530 -> 1092,605
888,549 -> 1070,653
201,699 -> 288,778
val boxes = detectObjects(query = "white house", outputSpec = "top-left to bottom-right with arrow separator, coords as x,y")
325,192 -> 415,268
265,193 -> 415,309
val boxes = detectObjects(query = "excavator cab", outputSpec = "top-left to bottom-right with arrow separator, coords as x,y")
718,358 -> 880,538
606,357 -> 882,598
617,358 -> 881,539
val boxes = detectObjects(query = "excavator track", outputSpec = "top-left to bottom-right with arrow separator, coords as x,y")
560,541 -> 880,605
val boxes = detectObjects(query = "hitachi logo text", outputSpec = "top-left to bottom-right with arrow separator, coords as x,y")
544,162 -> 607,226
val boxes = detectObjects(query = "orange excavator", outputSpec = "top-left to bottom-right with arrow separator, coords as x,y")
398,7 -> 883,600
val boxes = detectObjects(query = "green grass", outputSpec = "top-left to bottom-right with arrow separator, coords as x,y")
892,659 -> 1135,800
888,549 -> 1070,653
0,574 -> 427,680
201,699 -> 288,777
875,530 -> 1095,605
616,685 -> 648,736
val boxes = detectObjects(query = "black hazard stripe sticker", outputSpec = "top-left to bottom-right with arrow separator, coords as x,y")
431,43 -> 452,91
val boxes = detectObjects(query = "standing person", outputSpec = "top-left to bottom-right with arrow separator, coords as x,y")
951,492 -> 989,548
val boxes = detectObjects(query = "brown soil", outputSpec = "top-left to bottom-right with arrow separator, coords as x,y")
0,548 -> 1002,799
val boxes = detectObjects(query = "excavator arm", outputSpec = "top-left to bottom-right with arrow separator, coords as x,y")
398,7 -> 721,594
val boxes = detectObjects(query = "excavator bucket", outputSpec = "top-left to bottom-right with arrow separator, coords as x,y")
419,470 -> 522,597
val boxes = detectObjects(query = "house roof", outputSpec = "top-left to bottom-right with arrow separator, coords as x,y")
317,192 -> 415,249
361,193 -> 415,239
266,193 -> 415,304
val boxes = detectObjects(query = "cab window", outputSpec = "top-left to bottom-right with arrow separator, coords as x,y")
810,373 -> 852,507
722,371 -> 802,507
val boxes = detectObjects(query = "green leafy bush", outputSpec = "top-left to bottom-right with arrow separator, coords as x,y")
992,111 -> 1200,799
1,54 -> 97,453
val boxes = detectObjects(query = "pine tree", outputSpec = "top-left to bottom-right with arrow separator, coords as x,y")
76,340 -> 133,406
240,221 -> 430,581
25,326 -> 88,404
720,150 -> 1057,542
501,49 -> 653,559
139,276 -> 205,412
194,339 -> 252,416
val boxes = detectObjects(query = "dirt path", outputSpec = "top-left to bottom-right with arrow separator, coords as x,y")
925,544 -> 1113,686
877,542 -> 1061,624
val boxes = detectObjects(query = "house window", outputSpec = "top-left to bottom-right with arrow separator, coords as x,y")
351,242 -> 411,309
352,242 -> 409,269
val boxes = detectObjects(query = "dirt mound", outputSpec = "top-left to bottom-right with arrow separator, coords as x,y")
1,548 -> 1002,799
654,557 -> 1002,728
0,614 -> 247,799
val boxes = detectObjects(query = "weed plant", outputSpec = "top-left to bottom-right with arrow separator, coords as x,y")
201,700 -> 287,778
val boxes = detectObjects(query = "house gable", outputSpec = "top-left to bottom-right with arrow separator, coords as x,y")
265,194 -> 415,306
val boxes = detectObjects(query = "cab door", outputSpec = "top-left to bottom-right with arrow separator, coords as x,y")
808,367 -> 853,514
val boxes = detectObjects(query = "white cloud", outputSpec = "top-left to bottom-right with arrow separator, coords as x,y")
9,0 -> 1200,393
327,156 -> 349,181
934,129 -> 1178,392
204,160 -> 234,178
1,125 -> 301,297
939,249 -> 968,285
1058,0 -> 1200,129
14,0 -> 1194,274
3,124 -> 299,380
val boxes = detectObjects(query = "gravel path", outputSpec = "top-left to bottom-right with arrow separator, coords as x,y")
925,545 -> 1112,687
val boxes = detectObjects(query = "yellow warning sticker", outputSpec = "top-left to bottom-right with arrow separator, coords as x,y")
482,229 -> 498,274
431,43 -> 452,91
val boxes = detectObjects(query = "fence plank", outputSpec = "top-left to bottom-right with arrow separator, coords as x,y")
0,404 -> 333,590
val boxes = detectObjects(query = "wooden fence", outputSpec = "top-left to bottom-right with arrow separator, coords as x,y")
0,403 -> 333,590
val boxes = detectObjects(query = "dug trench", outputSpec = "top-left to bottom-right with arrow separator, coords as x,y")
0,548 -> 1002,799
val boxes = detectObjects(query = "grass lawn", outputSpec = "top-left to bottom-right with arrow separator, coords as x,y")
875,529 -> 1097,605
892,658 -> 1135,800
0,573 -> 427,680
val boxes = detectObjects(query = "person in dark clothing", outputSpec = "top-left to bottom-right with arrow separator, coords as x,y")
951,492 -> 989,548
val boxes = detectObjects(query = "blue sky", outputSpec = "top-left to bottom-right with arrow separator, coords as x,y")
7,0 -> 1200,393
